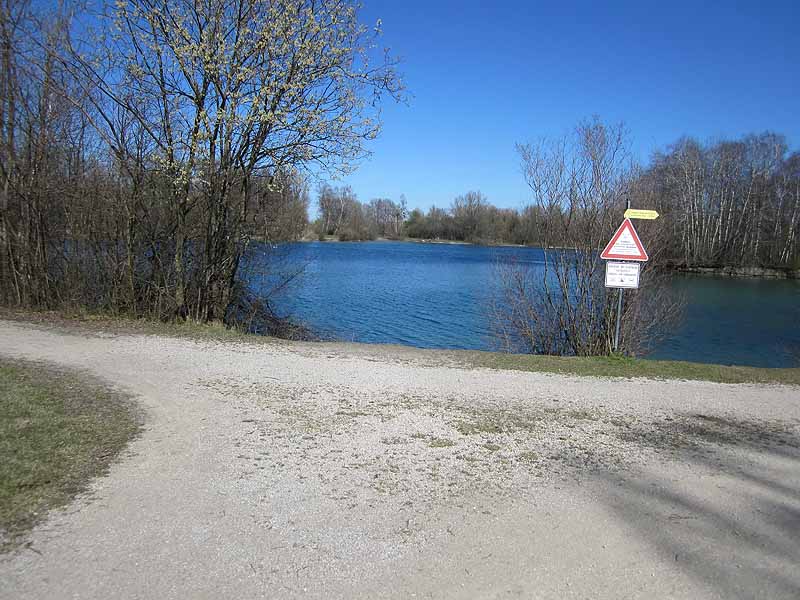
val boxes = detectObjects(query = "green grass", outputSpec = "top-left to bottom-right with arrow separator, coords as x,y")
0,359 -> 141,551
427,437 -> 456,448
466,351 -> 800,386
516,451 -> 539,464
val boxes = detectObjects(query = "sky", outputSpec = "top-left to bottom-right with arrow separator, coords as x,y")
329,0 -> 800,212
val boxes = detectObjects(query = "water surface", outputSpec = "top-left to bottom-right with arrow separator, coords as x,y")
250,241 -> 800,368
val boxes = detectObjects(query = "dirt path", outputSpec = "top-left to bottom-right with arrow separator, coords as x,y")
1,319 -> 799,599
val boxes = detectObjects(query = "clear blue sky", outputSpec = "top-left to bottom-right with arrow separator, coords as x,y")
332,0 -> 799,212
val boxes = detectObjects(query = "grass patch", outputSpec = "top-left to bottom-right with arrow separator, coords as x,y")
427,437 -> 456,448
466,351 -> 800,386
517,451 -> 539,464
3,308 -> 798,385
0,308 -> 268,345
0,358 -> 141,551
455,412 -> 540,436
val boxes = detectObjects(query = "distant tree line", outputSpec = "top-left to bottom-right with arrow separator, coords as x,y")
404,191 -> 537,245
314,184 -> 407,241
396,133 -> 799,269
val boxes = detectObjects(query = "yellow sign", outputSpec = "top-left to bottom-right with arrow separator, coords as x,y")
624,209 -> 659,220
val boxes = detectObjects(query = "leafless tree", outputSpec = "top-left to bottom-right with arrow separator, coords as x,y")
645,133 -> 798,269
451,190 -> 488,242
492,118 -> 683,356
249,168 -> 309,243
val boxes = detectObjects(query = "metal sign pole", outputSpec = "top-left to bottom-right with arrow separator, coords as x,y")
613,199 -> 631,353
614,288 -> 623,351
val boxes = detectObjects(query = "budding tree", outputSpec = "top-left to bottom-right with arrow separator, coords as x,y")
63,0 -> 402,319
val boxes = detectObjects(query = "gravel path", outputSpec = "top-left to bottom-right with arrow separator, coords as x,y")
1,319 -> 799,599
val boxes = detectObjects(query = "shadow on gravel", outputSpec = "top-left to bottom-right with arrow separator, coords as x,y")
597,414 -> 800,599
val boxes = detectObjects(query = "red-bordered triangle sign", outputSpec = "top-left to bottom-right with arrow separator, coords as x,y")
601,218 -> 648,261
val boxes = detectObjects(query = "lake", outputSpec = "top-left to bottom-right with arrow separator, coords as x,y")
249,241 -> 800,368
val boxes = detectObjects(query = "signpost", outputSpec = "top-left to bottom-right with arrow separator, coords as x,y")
624,209 -> 659,220
601,218 -> 649,261
604,261 -> 640,289
602,205 -> 654,351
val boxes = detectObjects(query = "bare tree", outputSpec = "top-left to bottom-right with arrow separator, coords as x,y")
645,133 -> 798,269
451,190 -> 488,242
317,184 -> 360,237
249,168 -> 310,243
493,118 -> 682,357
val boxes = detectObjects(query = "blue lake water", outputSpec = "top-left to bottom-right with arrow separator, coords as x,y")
249,241 -> 800,368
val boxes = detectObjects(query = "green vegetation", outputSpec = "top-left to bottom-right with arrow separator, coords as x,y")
427,437 -> 456,448
467,351 -> 800,386
0,359 -> 141,551
455,420 -> 504,436
455,412 -> 542,437
516,451 -> 540,464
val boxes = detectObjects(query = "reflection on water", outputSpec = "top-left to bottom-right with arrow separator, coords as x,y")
246,241 -> 800,368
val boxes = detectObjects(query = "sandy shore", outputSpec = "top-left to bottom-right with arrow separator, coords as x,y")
1,319 -> 798,599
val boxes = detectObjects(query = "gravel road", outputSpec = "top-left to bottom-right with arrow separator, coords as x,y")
1,319 -> 799,599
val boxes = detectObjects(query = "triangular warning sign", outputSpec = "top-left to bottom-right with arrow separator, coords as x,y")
601,218 -> 648,261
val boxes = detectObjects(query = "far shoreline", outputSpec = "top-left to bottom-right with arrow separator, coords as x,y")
279,236 -> 800,279
300,235 -> 523,248
292,235 -> 570,250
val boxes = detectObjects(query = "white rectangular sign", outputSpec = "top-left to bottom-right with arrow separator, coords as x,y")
605,261 -> 640,289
